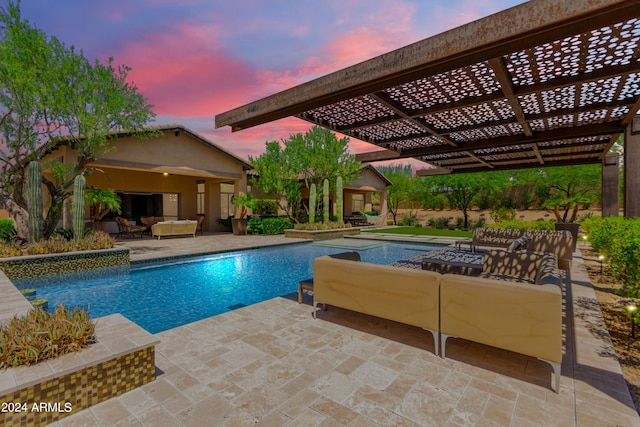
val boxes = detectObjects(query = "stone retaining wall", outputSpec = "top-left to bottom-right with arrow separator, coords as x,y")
284,228 -> 361,241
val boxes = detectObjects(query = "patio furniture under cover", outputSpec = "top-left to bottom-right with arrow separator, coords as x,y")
115,217 -> 146,239
151,220 -> 198,240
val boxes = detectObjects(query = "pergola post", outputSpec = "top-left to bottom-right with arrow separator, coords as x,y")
602,153 -> 619,217
624,117 -> 640,218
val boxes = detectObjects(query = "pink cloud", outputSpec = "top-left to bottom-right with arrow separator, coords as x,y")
114,22 -> 262,118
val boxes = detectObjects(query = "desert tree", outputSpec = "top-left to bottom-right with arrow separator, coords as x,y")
0,1 -> 156,239
250,126 -> 360,222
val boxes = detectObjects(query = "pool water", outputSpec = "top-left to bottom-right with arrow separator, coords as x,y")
13,240 -> 440,334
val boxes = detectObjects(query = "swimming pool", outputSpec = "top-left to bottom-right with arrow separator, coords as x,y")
13,239 -> 440,334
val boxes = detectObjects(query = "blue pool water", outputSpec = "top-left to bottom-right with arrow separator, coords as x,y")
13,240 -> 439,334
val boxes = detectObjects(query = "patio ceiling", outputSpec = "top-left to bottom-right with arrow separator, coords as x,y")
215,0 -> 640,175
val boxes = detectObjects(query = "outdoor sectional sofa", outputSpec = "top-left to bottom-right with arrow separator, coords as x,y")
151,220 -> 198,239
312,249 -> 563,391
469,227 -> 574,279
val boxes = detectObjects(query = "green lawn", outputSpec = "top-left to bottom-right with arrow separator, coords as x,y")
362,227 -> 472,238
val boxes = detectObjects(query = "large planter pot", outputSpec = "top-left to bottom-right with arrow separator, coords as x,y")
555,222 -> 579,252
232,218 -> 248,235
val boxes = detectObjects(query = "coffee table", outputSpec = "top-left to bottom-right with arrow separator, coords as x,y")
419,247 -> 483,276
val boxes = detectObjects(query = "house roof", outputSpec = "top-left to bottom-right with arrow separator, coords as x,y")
247,164 -> 392,187
215,0 -> 640,175
120,124 -> 253,171
48,123 -> 253,171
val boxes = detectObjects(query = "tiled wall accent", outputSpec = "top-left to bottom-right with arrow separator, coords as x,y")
284,229 -> 361,241
0,249 -> 129,280
0,346 -> 155,427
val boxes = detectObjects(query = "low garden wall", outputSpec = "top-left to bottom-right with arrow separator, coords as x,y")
284,228 -> 361,241
0,248 -> 129,280
0,313 -> 158,427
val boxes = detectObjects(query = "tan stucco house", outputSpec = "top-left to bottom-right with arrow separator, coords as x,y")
44,124 -> 252,233
20,124 -> 389,233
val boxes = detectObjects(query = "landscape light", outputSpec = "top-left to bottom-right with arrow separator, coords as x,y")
628,304 -> 637,338
598,255 -> 605,273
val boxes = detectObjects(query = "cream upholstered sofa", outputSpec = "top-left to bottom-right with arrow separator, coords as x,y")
312,251 -> 564,391
313,255 -> 441,355
151,220 -> 198,239
440,249 -> 563,392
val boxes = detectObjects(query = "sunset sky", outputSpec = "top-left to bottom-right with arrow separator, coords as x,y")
19,0 -> 525,165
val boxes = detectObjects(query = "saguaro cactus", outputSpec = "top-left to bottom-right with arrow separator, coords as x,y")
336,176 -> 343,224
323,179 -> 329,223
73,175 -> 86,243
26,161 -> 43,242
309,183 -> 317,224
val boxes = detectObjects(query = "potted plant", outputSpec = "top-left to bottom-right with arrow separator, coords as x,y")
231,192 -> 254,235
86,188 -> 122,232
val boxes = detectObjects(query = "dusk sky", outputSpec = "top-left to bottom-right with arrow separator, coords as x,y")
19,0 -> 525,165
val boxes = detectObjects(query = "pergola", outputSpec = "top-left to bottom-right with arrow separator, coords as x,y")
215,0 -> 640,216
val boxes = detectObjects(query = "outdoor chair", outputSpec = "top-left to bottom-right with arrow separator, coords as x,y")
115,216 -> 146,239
298,251 -> 361,304
139,216 -> 157,235
188,214 -> 205,235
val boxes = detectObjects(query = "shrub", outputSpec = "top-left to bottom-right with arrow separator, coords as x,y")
489,206 -> 516,223
0,305 -> 95,368
582,217 -> 640,298
247,218 -> 264,234
0,219 -> 17,243
262,217 -> 292,235
4,231 -> 115,257
76,231 -> 115,250
0,241 -> 21,257
475,194 -> 493,210
294,222 -> 352,231
489,219 -> 555,230
470,217 -> 487,229
253,199 -> 279,216
428,217 -> 451,230
521,191 -> 534,210
399,214 -> 419,227
51,227 -> 91,241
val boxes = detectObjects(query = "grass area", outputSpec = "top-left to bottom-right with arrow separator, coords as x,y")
363,227 -> 472,238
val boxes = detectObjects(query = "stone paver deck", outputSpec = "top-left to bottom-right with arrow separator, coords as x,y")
15,232 -> 640,426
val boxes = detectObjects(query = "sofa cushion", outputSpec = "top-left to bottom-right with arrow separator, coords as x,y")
482,249 -> 543,282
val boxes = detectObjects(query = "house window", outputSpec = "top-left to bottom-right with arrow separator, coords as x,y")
352,194 -> 364,213
196,182 -> 205,215
220,183 -> 235,218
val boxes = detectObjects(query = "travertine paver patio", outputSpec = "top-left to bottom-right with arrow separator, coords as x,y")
38,233 -> 640,426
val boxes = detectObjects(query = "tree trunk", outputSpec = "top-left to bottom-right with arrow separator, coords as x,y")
1,193 -> 29,240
